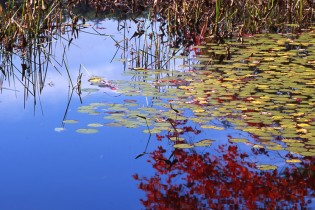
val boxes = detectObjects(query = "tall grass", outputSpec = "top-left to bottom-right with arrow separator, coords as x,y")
0,0 -> 84,108
74,0 -> 314,41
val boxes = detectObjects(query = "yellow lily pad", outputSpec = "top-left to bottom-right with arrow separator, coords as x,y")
173,144 -> 194,149
257,164 -> 278,170
286,159 -> 302,163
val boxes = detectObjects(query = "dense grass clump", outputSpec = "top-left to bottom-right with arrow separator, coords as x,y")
0,0 -> 313,54
0,0 -> 84,106
72,0 -> 315,37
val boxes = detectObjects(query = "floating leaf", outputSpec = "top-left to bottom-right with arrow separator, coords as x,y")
90,102 -> 107,107
282,139 -> 301,143
253,144 -> 264,149
88,76 -> 103,83
297,123 -> 311,127
229,138 -> 249,143
194,139 -> 215,147
193,109 -> 205,113
170,137 -> 185,141
88,123 -> 103,127
173,144 -> 194,149
76,128 -> 99,134
257,164 -> 278,170
286,159 -> 302,163
63,119 -> 78,124
267,145 -> 283,151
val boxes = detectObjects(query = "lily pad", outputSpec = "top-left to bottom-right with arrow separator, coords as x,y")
229,138 -> 249,143
201,125 -> 225,130
88,76 -> 103,83
257,164 -> 278,170
88,123 -> 103,127
194,139 -> 215,147
173,143 -> 194,149
286,159 -> 302,163
63,119 -> 78,124
76,128 -> 99,134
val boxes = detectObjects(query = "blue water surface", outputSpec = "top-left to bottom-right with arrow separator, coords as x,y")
1,18 -> 311,210
0,20 -> 155,210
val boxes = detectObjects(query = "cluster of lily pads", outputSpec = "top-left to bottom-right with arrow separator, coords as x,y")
72,30 -> 315,159
2,0 -> 310,163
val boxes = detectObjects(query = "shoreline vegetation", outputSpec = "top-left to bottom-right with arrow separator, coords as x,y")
0,0 -> 314,54
76,0 -> 314,35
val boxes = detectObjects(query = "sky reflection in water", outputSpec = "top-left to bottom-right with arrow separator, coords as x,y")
0,20 -> 156,210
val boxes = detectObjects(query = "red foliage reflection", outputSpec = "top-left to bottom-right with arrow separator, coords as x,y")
134,143 -> 315,209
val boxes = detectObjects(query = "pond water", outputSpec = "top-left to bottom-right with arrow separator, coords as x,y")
0,20 -> 152,210
1,18 -> 315,209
